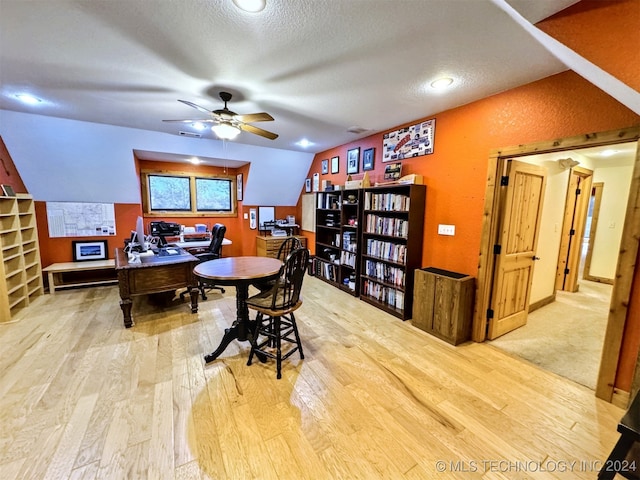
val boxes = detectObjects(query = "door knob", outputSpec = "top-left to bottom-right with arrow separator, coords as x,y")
532,256 -> 540,260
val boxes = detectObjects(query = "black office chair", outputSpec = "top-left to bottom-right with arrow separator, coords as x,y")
246,247 -> 309,379
181,223 -> 226,301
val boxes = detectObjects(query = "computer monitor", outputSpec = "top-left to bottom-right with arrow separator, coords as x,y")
135,216 -> 147,252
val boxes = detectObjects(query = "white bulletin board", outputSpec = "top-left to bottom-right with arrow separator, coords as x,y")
46,202 -> 116,238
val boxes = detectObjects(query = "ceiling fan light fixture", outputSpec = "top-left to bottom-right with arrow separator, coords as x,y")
232,0 -> 266,13
212,122 -> 241,140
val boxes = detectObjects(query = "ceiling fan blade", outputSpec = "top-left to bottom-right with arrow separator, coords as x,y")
235,112 -> 274,123
241,123 -> 279,140
178,99 -> 212,114
162,119 -> 215,123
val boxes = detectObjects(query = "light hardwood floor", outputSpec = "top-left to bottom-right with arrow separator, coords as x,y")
0,276 -> 625,479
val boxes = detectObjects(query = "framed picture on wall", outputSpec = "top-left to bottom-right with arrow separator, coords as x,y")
321,159 -> 329,175
305,178 -> 311,193
362,148 -> 375,171
331,156 -> 339,174
72,240 -> 108,262
236,173 -> 243,201
347,147 -> 360,174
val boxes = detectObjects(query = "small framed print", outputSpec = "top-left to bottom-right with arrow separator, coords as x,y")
331,156 -> 339,174
321,159 -> 329,175
305,178 -> 311,193
72,240 -> 108,262
362,148 -> 375,171
347,147 -> 360,175
236,173 -> 243,201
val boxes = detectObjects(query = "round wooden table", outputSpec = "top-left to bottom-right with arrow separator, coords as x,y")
194,256 -> 282,363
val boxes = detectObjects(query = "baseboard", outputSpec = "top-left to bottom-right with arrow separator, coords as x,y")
583,274 -> 614,285
529,293 -> 556,313
612,388 -> 631,409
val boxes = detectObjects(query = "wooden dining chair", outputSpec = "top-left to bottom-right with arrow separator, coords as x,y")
245,247 -> 309,379
252,236 -> 302,293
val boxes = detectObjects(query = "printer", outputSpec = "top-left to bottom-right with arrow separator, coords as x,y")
150,221 -> 181,245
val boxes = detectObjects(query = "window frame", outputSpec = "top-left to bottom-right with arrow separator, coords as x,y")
141,169 -> 237,218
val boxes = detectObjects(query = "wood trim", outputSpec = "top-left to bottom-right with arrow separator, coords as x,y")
599,135 -> 640,401
474,125 -> 640,403
612,388 -> 631,410
555,167 -> 593,292
583,182 -> 603,281
583,274 -> 614,285
529,293 -> 556,313
473,153 -> 505,342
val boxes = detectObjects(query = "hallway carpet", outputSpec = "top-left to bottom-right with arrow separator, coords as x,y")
489,280 -> 612,390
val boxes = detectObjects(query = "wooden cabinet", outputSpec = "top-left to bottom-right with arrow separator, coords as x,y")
314,189 -> 362,295
359,184 -> 426,320
256,235 -> 307,258
412,267 -> 475,345
1,194 -> 43,321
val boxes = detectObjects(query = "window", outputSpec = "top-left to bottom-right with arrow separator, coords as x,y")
141,170 -> 237,217
195,177 -> 232,211
148,175 -> 191,211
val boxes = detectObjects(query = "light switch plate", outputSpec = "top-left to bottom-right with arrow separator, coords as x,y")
438,224 -> 455,236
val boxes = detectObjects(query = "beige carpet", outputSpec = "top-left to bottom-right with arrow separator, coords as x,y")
489,279 -> 612,390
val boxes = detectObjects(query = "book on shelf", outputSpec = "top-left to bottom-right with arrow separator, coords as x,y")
364,192 -> 410,211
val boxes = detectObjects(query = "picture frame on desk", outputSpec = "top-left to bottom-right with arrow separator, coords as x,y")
72,240 -> 109,262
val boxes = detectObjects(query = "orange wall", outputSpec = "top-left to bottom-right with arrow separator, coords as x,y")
36,202 -> 141,267
0,136 -> 27,194
300,0 -> 640,391
537,0 -> 640,92
303,71 -> 639,275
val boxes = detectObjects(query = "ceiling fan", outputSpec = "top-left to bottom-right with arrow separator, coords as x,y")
163,92 -> 278,140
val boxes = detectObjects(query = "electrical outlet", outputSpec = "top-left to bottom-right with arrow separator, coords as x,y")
438,224 -> 455,236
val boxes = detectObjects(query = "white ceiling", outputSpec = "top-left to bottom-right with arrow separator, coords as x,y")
1,0 -> 579,163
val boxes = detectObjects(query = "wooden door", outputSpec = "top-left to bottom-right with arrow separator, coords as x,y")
488,160 -> 547,339
555,167 -> 594,292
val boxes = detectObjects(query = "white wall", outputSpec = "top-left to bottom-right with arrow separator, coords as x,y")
589,158 -> 634,279
524,155 -> 572,304
0,110 -> 313,205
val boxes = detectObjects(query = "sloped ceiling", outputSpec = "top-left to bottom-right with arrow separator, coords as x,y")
0,0 -> 581,203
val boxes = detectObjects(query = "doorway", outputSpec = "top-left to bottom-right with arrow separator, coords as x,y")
474,127 -> 640,402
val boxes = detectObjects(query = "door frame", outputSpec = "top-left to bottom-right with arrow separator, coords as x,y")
583,183 -> 613,284
555,166 -> 593,292
474,126 -> 640,403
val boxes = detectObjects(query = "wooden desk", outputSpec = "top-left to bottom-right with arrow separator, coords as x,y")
114,247 -> 200,328
194,256 -> 282,362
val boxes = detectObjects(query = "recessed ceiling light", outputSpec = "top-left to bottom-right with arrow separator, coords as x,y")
16,93 -> 42,105
189,157 -> 201,164
430,77 -> 454,90
297,139 -> 313,148
600,149 -> 617,157
192,122 -> 207,131
232,0 -> 266,12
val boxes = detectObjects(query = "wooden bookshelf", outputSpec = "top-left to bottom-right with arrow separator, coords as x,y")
0,194 -> 43,321
359,184 -> 426,320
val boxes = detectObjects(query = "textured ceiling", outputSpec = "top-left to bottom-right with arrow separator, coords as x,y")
0,0 -> 579,159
